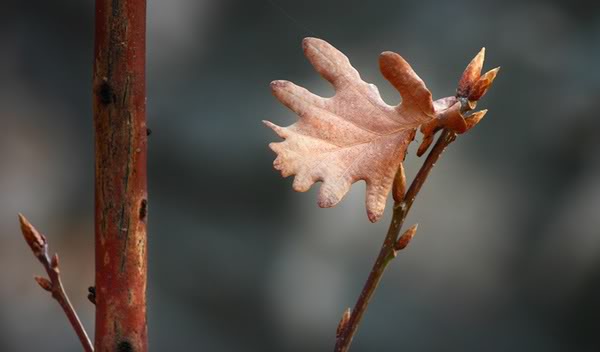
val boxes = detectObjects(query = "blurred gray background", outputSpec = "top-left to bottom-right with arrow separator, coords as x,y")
1,0 -> 600,351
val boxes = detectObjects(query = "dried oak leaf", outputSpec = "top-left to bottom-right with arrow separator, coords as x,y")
264,38 -> 486,222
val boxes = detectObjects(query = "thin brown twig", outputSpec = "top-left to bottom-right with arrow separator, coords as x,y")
334,128 -> 457,352
18,214 -> 94,352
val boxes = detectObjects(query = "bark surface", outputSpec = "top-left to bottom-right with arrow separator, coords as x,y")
93,1 -> 148,351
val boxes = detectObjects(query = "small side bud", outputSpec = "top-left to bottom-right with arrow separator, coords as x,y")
417,134 -> 435,157
336,308 -> 352,338
392,164 -> 406,202
18,214 -> 47,258
395,224 -> 418,251
51,254 -> 60,272
34,276 -> 52,292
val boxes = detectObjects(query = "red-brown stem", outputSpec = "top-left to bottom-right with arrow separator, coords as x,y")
93,1 -> 148,351
335,129 -> 457,352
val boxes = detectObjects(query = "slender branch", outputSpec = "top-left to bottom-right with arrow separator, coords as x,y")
330,44 -> 496,352
18,214 -> 94,352
334,129 -> 457,352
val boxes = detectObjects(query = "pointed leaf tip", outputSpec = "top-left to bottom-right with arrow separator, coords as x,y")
263,120 -> 287,139
378,51 -> 400,65
368,212 -> 377,223
270,80 -> 285,90
262,120 -> 275,129
367,208 -> 385,223
302,36 -> 319,48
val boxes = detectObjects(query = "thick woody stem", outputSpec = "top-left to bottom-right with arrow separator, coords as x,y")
334,129 -> 457,352
93,1 -> 148,351
18,214 -> 94,352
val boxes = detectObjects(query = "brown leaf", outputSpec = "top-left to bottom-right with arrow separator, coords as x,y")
265,38 -> 498,222
265,38 -> 437,222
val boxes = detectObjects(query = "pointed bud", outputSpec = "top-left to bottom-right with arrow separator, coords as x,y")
392,164 -> 406,202
464,110 -> 488,131
18,214 -> 47,258
395,224 -> 418,251
417,134 -> 435,157
34,276 -> 52,292
457,48 -> 485,98
336,308 -> 352,338
468,67 -> 500,101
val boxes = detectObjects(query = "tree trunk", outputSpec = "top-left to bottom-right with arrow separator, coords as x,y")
92,0 -> 148,351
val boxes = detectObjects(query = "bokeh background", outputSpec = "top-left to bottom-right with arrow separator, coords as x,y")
1,0 -> 600,351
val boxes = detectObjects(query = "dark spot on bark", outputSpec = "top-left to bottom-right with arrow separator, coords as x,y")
117,340 -> 133,352
99,82 -> 113,105
139,199 -> 147,221
88,286 -> 96,305
112,0 -> 122,18
146,128 -> 152,136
